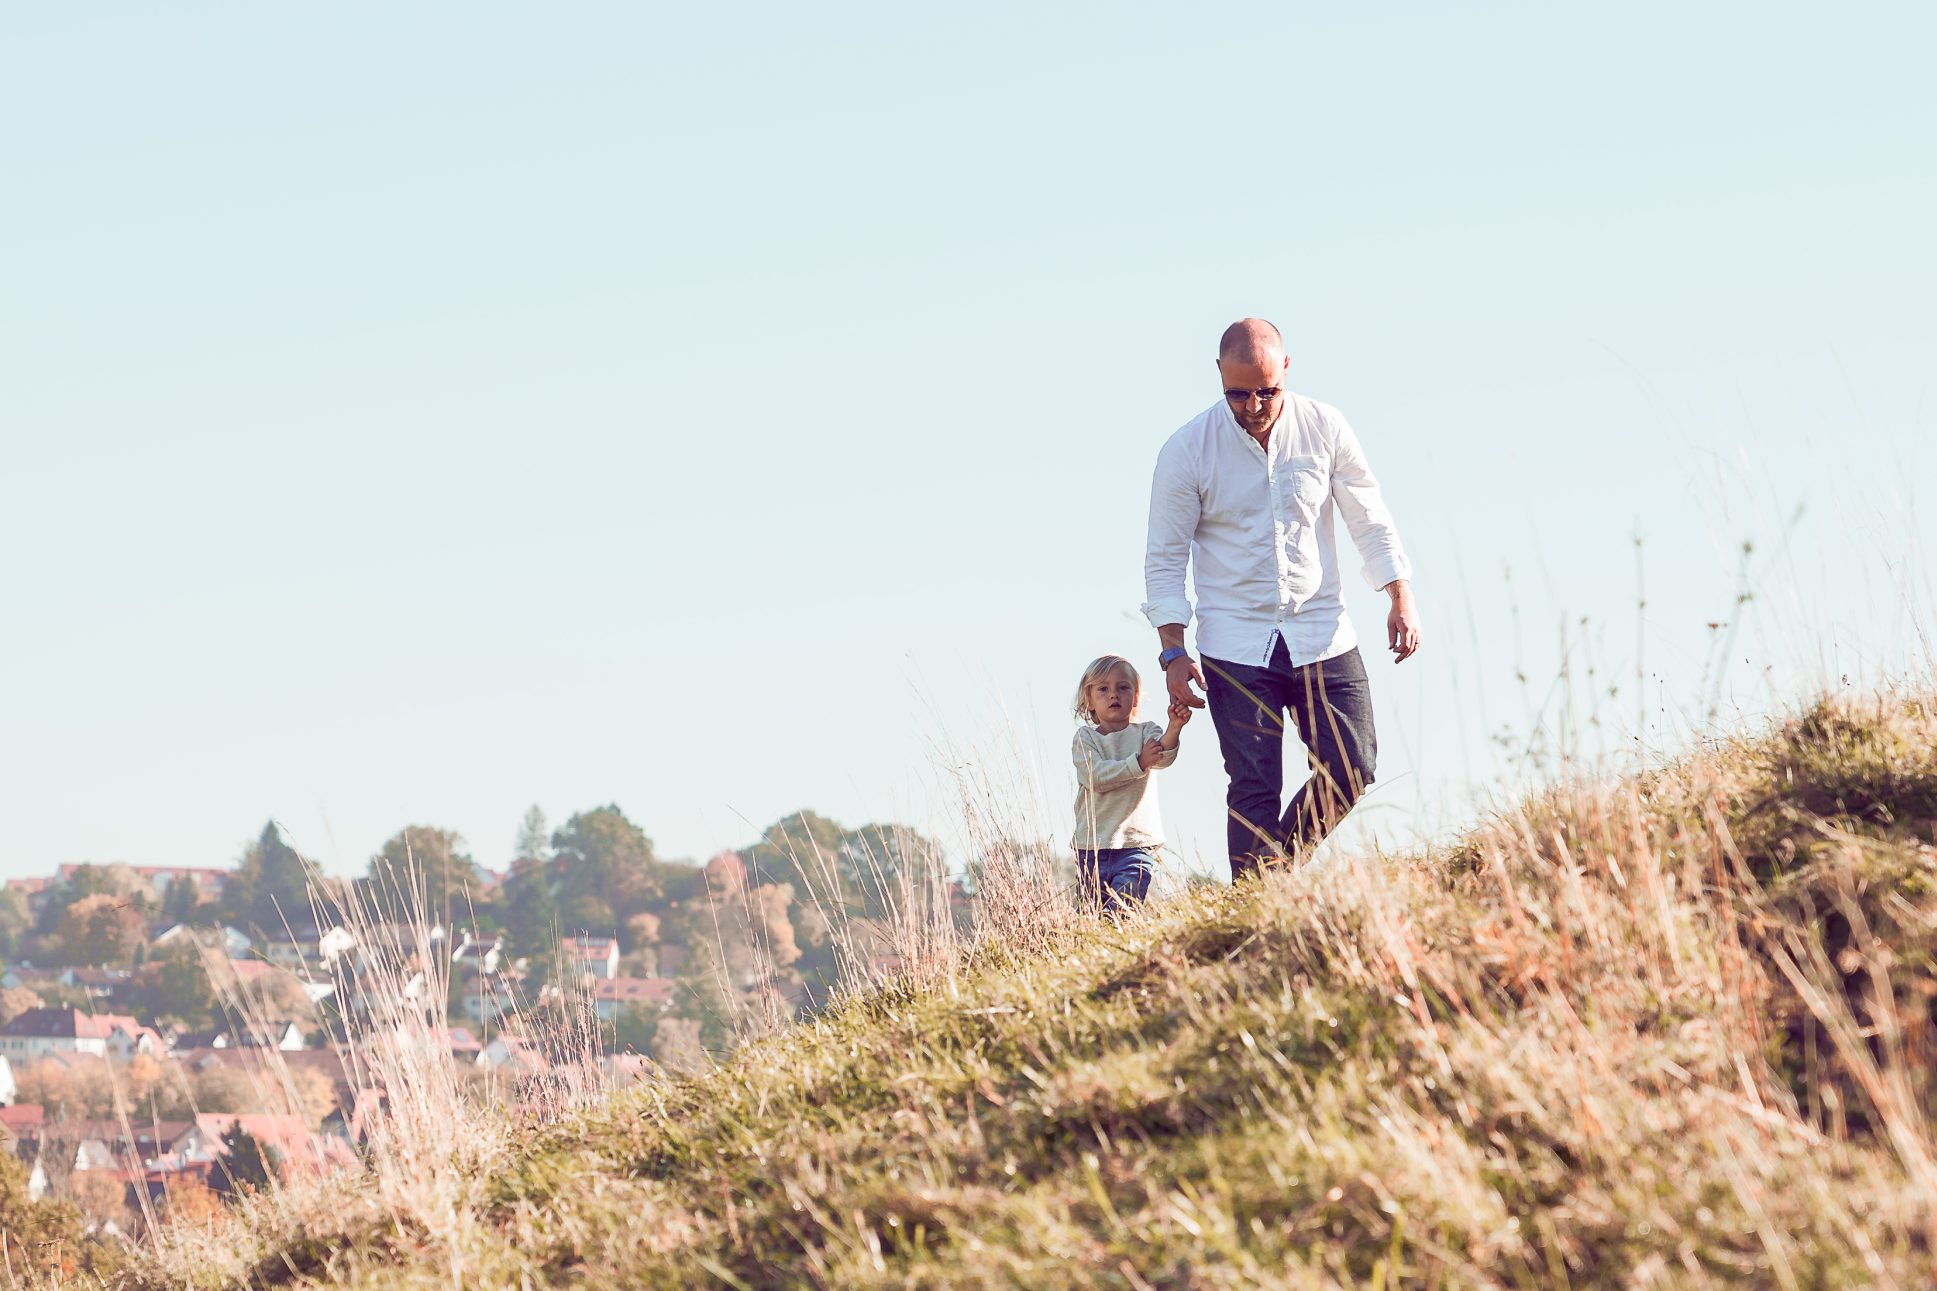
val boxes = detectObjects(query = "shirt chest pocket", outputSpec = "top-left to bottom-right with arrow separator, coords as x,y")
1281,455 -> 1330,511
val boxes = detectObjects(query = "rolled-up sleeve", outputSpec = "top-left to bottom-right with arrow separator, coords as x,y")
1328,412 -> 1412,591
1145,722 -> 1179,770
1141,435 -> 1199,629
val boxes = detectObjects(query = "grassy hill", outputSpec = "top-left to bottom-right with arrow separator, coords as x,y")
127,690 -> 1936,1289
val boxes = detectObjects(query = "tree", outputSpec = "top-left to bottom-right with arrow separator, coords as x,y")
123,1053 -> 166,1108
55,893 -> 148,965
0,888 -> 32,957
607,1001 -> 658,1056
750,883 -> 802,971
13,1063 -> 78,1119
502,856 -> 559,961
843,821 -> 948,918
674,936 -> 739,1052
515,805 -> 550,862
650,1016 -> 706,1075
213,1126 -> 277,1196
131,942 -> 219,1030
551,805 -> 660,931
193,1066 -> 258,1113
285,1064 -> 340,1129
65,1170 -> 130,1233
160,1173 -> 224,1227
738,812 -> 946,921
741,811 -> 847,907
160,876 -> 204,923
227,822 -> 314,936
368,825 -> 476,924
0,1151 -> 91,1278
0,985 -> 42,1027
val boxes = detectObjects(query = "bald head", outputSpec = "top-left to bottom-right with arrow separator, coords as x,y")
1215,318 -> 1289,439
1218,317 -> 1283,365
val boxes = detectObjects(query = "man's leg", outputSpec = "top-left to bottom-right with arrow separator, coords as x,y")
1204,651 -> 1295,881
1281,647 -> 1378,857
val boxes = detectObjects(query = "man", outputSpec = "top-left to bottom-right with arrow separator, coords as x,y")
1143,318 -> 1420,880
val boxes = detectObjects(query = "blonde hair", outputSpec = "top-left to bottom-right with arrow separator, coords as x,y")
1072,654 -> 1140,723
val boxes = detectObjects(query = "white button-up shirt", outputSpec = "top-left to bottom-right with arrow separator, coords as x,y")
1142,393 -> 1411,667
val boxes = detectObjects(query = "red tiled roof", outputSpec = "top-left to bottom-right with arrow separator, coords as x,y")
31,1119 -> 196,1151
0,1105 -> 44,1132
0,1008 -> 157,1043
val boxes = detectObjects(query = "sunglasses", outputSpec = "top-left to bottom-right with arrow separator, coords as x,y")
1223,386 -> 1282,405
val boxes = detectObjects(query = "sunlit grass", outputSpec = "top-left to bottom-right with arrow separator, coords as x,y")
109,686 -> 1937,1288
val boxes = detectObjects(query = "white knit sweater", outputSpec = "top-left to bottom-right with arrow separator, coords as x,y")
1070,720 -> 1176,850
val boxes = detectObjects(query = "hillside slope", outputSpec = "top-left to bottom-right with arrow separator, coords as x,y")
135,692 -> 1937,1289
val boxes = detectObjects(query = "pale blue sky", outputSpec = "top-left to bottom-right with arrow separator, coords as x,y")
4,4 -> 1932,881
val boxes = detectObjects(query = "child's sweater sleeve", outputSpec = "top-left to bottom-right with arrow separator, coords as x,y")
1145,721 -> 1179,770
1072,728 -> 1146,793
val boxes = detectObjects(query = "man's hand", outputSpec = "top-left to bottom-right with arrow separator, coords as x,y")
1165,656 -> 1207,709
1385,580 -> 1421,663
1136,738 -> 1165,770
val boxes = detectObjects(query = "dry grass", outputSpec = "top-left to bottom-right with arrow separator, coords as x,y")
107,687 -> 1937,1288
126,852 -> 613,1290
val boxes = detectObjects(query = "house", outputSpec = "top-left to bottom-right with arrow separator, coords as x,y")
0,1055 -> 14,1106
455,976 -> 521,1024
451,930 -> 505,976
172,1114 -> 348,1178
0,1009 -> 161,1059
353,921 -> 444,971
33,1120 -> 195,1174
338,968 -> 434,1023
448,1027 -> 483,1061
168,1021 -> 306,1053
568,935 -> 620,981
222,958 -> 337,1006
323,1088 -> 386,1147
225,957 -> 334,1005
0,965 -> 61,992
2,878 -> 55,917
26,1113 -> 353,1185
590,976 -> 677,1021
476,1034 -> 547,1075
59,967 -> 133,1001
55,863 -> 232,904
154,924 -> 252,958
260,924 -> 358,972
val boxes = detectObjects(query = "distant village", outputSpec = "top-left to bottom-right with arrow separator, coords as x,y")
0,804 -> 972,1236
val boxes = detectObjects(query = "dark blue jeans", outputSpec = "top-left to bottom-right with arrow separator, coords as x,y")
1075,846 -> 1155,912
1204,641 -> 1377,880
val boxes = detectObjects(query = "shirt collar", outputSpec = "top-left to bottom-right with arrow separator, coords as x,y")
1215,396 -> 1288,451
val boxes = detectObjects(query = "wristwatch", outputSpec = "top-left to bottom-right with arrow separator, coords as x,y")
1157,646 -> 1191,670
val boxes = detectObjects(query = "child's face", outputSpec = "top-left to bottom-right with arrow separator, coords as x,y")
1086,669 -> 1137,729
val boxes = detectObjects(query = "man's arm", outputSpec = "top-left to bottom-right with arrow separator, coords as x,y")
1143,437 -> 1208,705
1329,412 -> 1421,663
1383,579 -> 1420,663
1156,622 -> 1206,707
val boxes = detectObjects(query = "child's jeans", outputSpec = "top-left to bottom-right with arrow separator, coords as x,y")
1076,846 -> 1155,912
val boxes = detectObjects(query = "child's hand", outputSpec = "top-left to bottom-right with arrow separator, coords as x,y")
1137,738 -> 1164,770
1168,701 -> 1193,726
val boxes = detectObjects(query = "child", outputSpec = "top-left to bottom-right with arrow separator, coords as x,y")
1071,653 -> 1189,911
